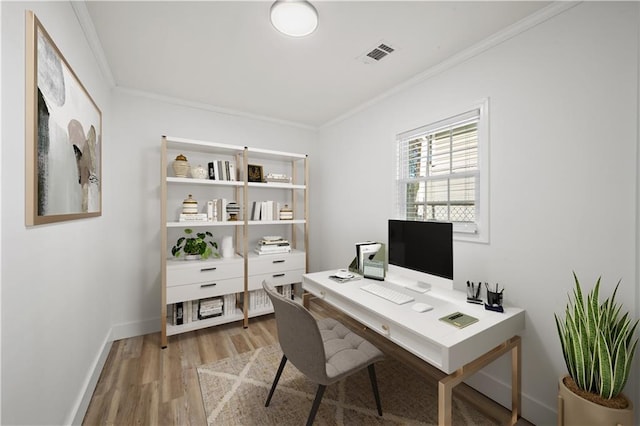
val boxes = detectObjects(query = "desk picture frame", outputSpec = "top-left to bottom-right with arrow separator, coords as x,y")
25,11 -> 102,226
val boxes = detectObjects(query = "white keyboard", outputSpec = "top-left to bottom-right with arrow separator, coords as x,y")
360,283 -> 415,305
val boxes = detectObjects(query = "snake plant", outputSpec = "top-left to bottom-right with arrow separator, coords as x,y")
555,272 -> 638,399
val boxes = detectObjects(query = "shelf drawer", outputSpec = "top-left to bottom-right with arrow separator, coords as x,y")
167,258 -> 243,287
248,251 -> 305,276
167,277 -> 243,303
247,269 -> 304,291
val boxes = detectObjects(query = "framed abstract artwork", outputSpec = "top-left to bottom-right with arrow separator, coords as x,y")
25,11 -> 102,225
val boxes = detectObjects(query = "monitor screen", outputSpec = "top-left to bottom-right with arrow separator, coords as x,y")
388,220 -> 453,280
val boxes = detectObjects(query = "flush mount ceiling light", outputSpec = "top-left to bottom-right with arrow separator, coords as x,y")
270,0 -> 318,37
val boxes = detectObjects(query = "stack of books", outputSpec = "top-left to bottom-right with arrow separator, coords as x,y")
265,173 -> 292,183
198,297 -> 224,319
255,237 -> 291,255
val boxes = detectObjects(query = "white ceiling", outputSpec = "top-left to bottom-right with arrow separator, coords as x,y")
83,1 -> 552,128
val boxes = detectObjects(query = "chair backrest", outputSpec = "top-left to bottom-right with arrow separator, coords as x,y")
262,280 -> 328,383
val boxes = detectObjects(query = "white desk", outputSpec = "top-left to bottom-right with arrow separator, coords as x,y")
302,271 -> 525,426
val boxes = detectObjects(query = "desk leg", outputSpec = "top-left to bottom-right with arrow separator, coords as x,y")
438,379 -> 454,426
438,335 -> 522,426
511,335 -> 522,424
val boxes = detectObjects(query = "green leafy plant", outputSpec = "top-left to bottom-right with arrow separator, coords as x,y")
555,272 -> 638,400
171,228 -> 218,259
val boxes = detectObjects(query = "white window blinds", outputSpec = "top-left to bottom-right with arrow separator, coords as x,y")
396,109 -> 480,232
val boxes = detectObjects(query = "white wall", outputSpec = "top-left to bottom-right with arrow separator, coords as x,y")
2,1 -> 638,425
0,2 -> 317,424
1,2 -> 113,424
107,89 -> 317,340
313,3 -> 639,425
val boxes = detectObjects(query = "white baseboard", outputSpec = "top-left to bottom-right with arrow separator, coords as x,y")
68,332 -> 113,425
465,370 -> 556,425
66,317 -> 161,425
111,317 -> 161,341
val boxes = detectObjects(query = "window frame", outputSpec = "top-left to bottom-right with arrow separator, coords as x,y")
394,99 -> 489,243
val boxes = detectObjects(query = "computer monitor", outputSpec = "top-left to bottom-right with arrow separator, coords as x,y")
387,219 -> 454,291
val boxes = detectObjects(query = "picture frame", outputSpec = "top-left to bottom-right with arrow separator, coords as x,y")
247,164 -> 264,183
25,11 -> 102,225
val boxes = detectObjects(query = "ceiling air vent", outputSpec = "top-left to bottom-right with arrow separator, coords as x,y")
358,41 -> 398,64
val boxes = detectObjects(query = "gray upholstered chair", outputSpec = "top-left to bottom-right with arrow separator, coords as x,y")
262,280 -> 385,426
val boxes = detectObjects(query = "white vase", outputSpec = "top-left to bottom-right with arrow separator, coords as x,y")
191,164 -> 207,179
221,236 -> 234,258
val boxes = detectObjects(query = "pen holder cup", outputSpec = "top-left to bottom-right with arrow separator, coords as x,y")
486,290 -> 503,307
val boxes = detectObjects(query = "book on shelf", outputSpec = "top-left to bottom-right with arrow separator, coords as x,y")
276,284 -> 294,300
255,241 -> 291,255
250,200 -> 283,221
217,198 -> 227,221
198,296 -> 224,320
167,295 -> 238,326
249,289 -> 273,311
207,160 -> 236,181
207,200 -> 215,221
258,239 -> 289,247
265,173 -> 292,183
223,294 -> 236,316
179,213 -> 208,222
217,160 -> 226,180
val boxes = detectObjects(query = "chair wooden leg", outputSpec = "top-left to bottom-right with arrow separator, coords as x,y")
306,384 -> 326,426
368,364 -> 383,416
265,355 -> 287,407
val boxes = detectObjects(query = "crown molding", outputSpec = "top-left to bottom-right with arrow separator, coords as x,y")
71,1 -> 116,87
114,86 -> 318,131
70,0 -> 579,132
321,1 -> 581,129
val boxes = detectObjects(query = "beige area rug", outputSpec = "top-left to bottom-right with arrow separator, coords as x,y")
197,344 -> 497,425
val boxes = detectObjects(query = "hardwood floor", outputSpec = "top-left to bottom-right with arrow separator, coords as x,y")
83,299 -> 532,425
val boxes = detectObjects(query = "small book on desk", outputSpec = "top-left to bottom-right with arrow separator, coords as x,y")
439,312 -> 478,329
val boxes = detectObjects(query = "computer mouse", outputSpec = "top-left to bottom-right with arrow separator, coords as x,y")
411,302 -> 433,313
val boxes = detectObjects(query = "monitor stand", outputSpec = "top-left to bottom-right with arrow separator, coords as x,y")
386,265 -> 454,292
385,272 -> 431,293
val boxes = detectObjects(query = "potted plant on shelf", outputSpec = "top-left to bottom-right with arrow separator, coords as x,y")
171,228 -> 219,260
555,272 -> 638,425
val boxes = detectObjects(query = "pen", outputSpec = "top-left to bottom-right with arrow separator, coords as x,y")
475,282 -> 481,298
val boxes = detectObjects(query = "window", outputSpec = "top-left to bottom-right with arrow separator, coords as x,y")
396,101 -> 488,240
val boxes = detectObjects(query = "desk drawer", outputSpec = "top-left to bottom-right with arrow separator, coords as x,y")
248,269 -> 304,291
249,252 -> 305,276
167,277 -> 242,303
167,259 -> 243,287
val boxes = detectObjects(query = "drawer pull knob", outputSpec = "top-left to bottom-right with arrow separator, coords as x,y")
272,260 -> 285,264
272,273 -> 285,278
200,267 -> 217,272
200,283 -> 217,288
